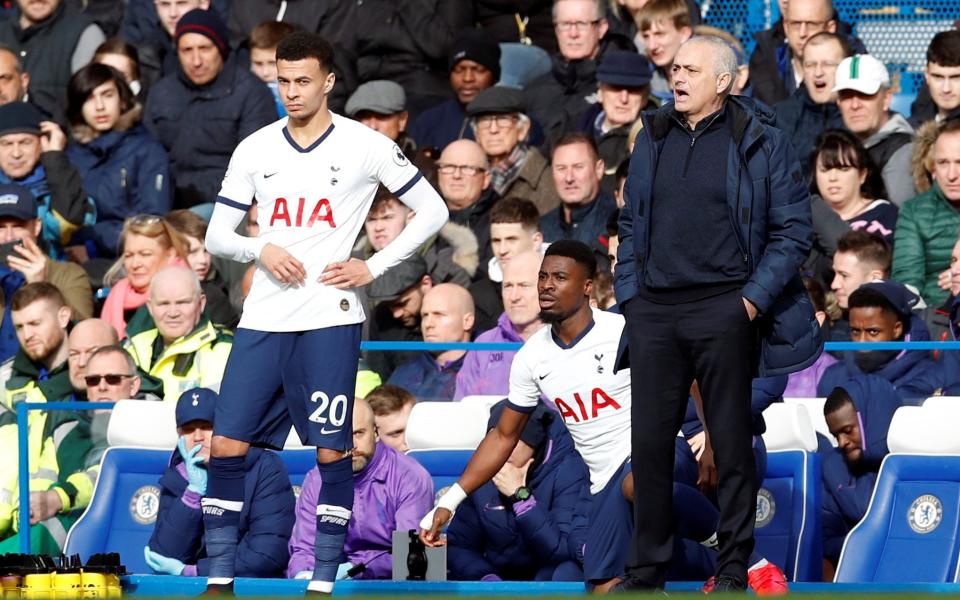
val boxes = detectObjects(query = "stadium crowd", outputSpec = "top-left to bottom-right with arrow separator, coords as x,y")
0,0 -> 958,589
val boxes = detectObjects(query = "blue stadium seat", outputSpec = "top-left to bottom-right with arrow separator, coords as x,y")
835,455 -> 960,583
64,448 -> 170,572
406,449 -> 473,496
753,450 -> 823,582
65,448 -> 317,574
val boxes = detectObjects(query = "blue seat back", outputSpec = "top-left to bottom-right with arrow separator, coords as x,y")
836,455 -> 960,583
64,448 -> 171,573
65,448 -> 317,574
406,449 -> 474,498
753,450 -> 822,582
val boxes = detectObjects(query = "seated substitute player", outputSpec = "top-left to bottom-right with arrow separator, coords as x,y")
143,388 -> 295,578
287,397 -> 433,580
201,32 -> 448,595
420,240 -> 634,590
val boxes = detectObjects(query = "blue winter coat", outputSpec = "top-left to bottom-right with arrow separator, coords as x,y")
614,95 -> 822,377
447,414 -> 589,581
143,62 -> 276,209
773,85 -> 845,176
67,119 -> 172,257
147,447 -> 295,577
817,315 -> 943,404
818,375 -> 902,561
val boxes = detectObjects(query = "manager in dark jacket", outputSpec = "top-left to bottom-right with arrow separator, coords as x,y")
143,9 -> 275,211
447,400 -> 587,582
144,388 -> 295,578
614,36 -> 819,592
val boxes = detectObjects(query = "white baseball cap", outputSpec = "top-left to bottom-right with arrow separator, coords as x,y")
832,54 -> 891,95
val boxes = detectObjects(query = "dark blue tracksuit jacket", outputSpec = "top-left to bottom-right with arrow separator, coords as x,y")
147,447 -> 295,577
817,375 -> 902,562
446,416 -> 589,581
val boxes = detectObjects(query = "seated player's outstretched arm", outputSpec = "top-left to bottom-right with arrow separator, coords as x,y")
419,406 -> 531,546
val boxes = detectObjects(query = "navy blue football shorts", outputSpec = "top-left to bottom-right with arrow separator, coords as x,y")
214,324 -> 361,451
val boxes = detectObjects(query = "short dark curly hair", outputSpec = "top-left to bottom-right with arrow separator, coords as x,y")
275,31 -> 334,73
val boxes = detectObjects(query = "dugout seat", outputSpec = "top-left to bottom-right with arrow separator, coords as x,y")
761,403 -> 818,452
756,403 -> 822,580
459,395 -> 504,411
406,402 -> 489,451
783,397 -> 835,446
835,404 -> 960,583
406,449 -> 474,496
106,400 -> 177,448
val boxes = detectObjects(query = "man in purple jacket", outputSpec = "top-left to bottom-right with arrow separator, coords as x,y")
454,251 -> 546,400
287,397 -> 434,580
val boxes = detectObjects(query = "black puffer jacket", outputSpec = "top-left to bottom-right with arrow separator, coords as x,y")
472,0 -> 556,53
773,84 -> 845,175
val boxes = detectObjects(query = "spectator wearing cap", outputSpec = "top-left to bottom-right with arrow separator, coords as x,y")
818,376 -> 903,565
287,396 -> 433,580
408,30 -> 501,153
454,250 -> 545,401
0,183 -> 93,346
143,8 -> 276,212
0,283 -> 94,555
910,30 -> 960,128
124,265 -> 234,403
541,132 -> 616,264
525,0 -> 609,150
0,102 -> 97,261
387,283 -> 474,401
774,32 -> 850,177
817,280 -> 943,403
468,87 -> 559,216
0,0 -> 105,124
144,387 -> 295,578
365,255 -> 432,380
345,80 -> 436,178
336,0 -> 472,116
577,50 -> 652,194
437,139 -> 500,273
834,54 -> 917,206
65,63 -> 172,261
447,399 -> 588,582
893,119 -> 960,307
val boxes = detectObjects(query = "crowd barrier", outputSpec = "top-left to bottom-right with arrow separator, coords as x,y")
11,340 -> 960,559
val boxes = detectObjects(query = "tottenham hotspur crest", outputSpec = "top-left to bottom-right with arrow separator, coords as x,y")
595,353 -> 604,374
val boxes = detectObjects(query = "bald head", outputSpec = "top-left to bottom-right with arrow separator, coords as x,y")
421,283 -> 475,343
502,250 -> 542,281
147,265 -> 206,344
353,396 -> 375,431
502,251 -> 543,330
68,318 -> 121,391
438,140 -> 491,210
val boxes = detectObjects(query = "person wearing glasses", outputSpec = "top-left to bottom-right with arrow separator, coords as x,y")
749,0 -> 864,107
144,387 -> 295,579
0,283 -> 96,555
437,139 -> 498,273
123,265 -> 233,403
774,32 -> 851,178
525,0 -> 609,150
466,86 -> 559,216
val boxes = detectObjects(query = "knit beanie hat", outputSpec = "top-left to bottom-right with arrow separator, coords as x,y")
175,9 -> 230,58
448,30 -> 501,81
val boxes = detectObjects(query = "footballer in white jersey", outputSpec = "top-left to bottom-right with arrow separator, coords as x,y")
420,240 -> 634,588
201,32 -> 448,596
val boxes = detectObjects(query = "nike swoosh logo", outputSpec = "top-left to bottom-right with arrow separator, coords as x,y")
264,171 -> 278,178
320,427 -> 341,434
539,374 -> 549,380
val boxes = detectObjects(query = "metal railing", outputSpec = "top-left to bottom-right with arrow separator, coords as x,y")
10,339 -> 960,554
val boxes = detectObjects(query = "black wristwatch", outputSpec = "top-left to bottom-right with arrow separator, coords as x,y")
510,486 -> 532,504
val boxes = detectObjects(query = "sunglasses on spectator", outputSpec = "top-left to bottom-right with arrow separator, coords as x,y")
84,374 -> 134,386
436,164 -> 487,176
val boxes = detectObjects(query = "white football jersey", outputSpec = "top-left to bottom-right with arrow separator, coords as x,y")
217,114 -> 421,332
508,309 -> 632,493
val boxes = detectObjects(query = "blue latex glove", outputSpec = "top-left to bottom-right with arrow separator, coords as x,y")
144,546 -> 186,575
177,437 -> 208,495
336,561 -> 354,581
